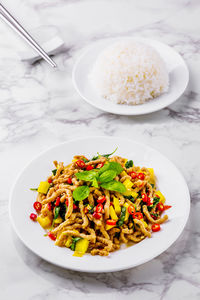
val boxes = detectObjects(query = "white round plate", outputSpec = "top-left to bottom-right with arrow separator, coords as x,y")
72,37 -> 189,115
9,136 -> 190,272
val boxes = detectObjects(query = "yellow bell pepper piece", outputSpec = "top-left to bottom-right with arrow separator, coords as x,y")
148,168 -> 155,184
72,158 -> 78,162
123,179 -> 133,190
54,216 -> 63,224
65,236 -> 72,248
121,171 -> 127,177
109,206 -> 118,221
123,203 -> 130,222
73,238 -> 89,257
37,215 -> 51,229
155,191 -> 165,203
141,219 -> 148,228
123,189 -> 138,199
38,181 -> 50,194
113,196 -> 121,215
123,159 -> 128,166
105,224 -> 116,230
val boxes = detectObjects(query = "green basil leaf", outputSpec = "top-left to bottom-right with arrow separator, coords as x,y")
99,162 -> 123,176
52,169 -> 57,176
100,180 -> 126,194
75,170 -> 98,182
73,186 -> 90,201
92,178 -> 99,188
101,147 -> 118,158
99,170 -> 117,183
54,207 -> 60,219
125,160 -> 133,169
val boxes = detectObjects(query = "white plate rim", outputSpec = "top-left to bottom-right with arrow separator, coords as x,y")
9,136 -> 191,272
72,37 -> 189,116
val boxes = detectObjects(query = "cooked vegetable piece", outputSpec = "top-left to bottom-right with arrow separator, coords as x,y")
109,206 -> 118,221
118,206 -> 126,226
123,178 -> 134,190
73,238 -> 89,257
113,196 -> 121,215
71,237 -> 82,251
155,191 -> 165,203
125,160 -> 133,168
37,216 -> 51,229
123,202 -> 130,221
38,181 -> 50,194
65,236 -> 73,248
52,169 -> 57,176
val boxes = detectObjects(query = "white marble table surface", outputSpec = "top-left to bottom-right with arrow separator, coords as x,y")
0,0 -> 200,299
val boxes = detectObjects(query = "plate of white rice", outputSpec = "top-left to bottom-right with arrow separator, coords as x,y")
72,37 -> 189,115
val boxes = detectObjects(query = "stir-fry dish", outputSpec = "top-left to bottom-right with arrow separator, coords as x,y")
30,149 -> 171,257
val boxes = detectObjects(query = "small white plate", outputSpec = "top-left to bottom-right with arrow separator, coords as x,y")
72,37 -> 189,115
9,136 -> 190,272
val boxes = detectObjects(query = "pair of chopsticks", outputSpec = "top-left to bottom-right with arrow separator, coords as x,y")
0,4 -> 57,68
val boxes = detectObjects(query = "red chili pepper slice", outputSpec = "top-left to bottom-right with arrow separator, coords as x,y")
96,162 -> 104,169
30,213 -> 37,221
76,160 -> 86,168
130,172 -> 137,179
86,165 -> 94,171
47,203 -> 52,211
147,197 -> 153,206
65,199 -> 68,206
47,232 -> 56,240
96,203 -> 103,213
164,205 -> 172,210
55,197 -> 60,207
133,212 -> 143,220
137,173 -> 145,180
157,202 -> 165,212
33,201 -> 42,211
152,224 -> 161,232
97,196 -> 106,203
73,203 -> 78,210
106,219 -> 116,226
93,212 -> 102,219
67,177 -> 72,184
128,205 -> 135,215
141,193 -> 148,203
48,178 -> 52,183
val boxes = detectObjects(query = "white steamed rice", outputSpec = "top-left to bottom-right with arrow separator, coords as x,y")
89,41 -> 169,105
